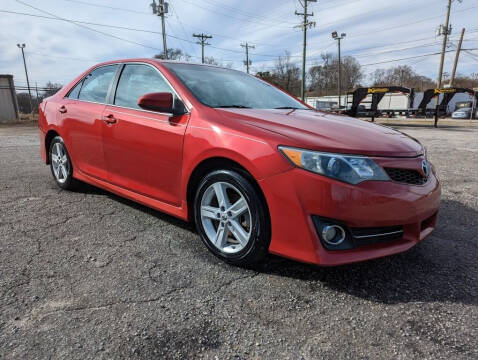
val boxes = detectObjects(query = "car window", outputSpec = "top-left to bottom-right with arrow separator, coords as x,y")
114,64 -> 173,109
67,80 -> 83,99
78,65 -> 117,103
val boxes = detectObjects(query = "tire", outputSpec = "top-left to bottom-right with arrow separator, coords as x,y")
49,136 -> 79,190
194,169 -> 270,266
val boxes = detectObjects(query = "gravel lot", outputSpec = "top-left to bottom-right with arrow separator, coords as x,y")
1,123 -> 477,359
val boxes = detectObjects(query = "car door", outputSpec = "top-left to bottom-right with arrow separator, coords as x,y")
59,64 -> 118,180
102,63 -> 189,206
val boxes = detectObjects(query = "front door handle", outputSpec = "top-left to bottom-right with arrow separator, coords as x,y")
59,105 -> 67,114
103,114 -> 117,125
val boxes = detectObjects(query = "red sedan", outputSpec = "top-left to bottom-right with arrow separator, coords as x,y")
38,59 -> 441,266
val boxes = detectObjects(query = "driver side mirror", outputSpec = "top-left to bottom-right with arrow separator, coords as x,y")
138,92 -> 174,114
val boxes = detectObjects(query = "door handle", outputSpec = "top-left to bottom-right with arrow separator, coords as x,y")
58,105 -> 67,114
103,114 -> 117,125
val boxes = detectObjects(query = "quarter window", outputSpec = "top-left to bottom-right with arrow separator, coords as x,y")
67,80 -> 83,99
114,64 -> 173,109
78,65 -> 117,103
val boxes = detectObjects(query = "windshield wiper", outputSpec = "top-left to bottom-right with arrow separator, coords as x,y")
215,105 -> 252,108
274,106 -> 309,110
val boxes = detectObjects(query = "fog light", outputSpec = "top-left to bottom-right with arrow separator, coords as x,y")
322,225 -> 346,245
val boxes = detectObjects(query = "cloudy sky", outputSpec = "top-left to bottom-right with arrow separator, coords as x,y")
1,0 -> 477,88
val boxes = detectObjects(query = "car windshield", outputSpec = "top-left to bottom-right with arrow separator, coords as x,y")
163,63 -> 309,110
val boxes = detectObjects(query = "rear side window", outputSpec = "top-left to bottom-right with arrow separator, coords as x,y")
67,81 -> 82,99
114,64 -> 173,109
78,65 -> 117,103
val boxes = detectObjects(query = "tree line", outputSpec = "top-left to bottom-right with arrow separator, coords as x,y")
256,51 -> 478,97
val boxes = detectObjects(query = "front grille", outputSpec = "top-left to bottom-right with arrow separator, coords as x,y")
385,168 -> 427,185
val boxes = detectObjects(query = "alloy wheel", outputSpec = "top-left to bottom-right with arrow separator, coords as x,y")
51,142 -> 70,184
200,181 -> 252,254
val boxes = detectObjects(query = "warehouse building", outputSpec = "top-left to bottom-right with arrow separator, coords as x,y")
0,75 -> 19,123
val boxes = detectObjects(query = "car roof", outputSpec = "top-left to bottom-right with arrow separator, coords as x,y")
93,58 -> 235,71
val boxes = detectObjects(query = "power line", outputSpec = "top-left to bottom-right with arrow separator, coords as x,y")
349,42 -> 441,59
13,1 -> 163,52
8,6 -> 475,62
344,4 -> 478,40
0,8 -> 298,59
60,0 -> 150,14
175,0 -> 293,29
199,0 -> 296,25
60,0 -> 297,27
8,0 -> 478,76
360,50 -> 459,67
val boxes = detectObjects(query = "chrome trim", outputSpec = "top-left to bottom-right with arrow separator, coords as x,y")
113,61 -> 190,113
64,63 -> 119,99
353,230 -> 404,239
63,61 -> 191,114
321,225 -> 346,245
108,108 -> 186,125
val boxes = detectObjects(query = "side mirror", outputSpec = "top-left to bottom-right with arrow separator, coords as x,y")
138,92 -> 174,113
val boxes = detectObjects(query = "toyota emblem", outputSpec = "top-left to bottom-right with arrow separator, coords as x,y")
422,160 -> 430,177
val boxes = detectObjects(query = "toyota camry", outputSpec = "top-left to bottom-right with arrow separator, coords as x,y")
38,59 -> 441,266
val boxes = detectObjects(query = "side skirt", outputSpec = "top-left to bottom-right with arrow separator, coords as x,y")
73,169 -> 189,221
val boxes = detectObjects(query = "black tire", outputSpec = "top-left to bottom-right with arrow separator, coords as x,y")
49,136 -> 80,190
193,169 -> 270,266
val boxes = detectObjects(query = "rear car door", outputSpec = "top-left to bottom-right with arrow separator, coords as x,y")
59,64 -> 118,180
102,63 -> 189,206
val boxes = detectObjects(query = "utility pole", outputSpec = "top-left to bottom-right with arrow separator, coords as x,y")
241,43 -> 255,73
17,43 -> 32,113
193,33 -> 212,63
332,31 -> 346,110
436,0 -> 453,88
450,28 -> 465,87
435,0 -> 461,127
295,0 -> 316,102
151,0 -> 168,58
35,82 -> 39,113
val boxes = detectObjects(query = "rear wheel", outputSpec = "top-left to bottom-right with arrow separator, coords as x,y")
49,136 -> 79,190
194,169 -> 270,266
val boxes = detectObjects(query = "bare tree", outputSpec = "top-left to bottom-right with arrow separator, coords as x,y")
43,81 -> 62,98
256,51 -> 301,96
154,48 -> 191,61
308,53 -> 363,96
203,56 -> 219,65
452,74 -> 478,89
370,65 -> 435,91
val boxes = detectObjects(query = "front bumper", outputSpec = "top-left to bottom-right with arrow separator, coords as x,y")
260,157 -> 441,266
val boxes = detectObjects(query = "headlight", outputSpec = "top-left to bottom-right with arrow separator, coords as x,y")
279,146 -> 389,185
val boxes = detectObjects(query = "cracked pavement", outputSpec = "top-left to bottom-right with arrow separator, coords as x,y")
1,123 -> 477,359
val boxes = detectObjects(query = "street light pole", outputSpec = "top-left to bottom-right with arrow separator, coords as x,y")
17,43 -> 33,113
332,31 -> 346,110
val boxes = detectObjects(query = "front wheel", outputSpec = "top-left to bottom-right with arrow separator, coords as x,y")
194,169 -> 270,266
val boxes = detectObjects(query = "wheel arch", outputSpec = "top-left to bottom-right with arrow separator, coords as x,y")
44,129 -> 61,164
185,156 -> 270,224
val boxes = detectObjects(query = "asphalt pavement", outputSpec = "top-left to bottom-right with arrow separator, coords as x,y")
1,123 -> 477,359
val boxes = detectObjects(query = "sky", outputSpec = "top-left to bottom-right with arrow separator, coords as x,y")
1,0 -> 477,88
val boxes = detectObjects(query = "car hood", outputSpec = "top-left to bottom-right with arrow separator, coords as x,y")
215,108 -> 423,157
